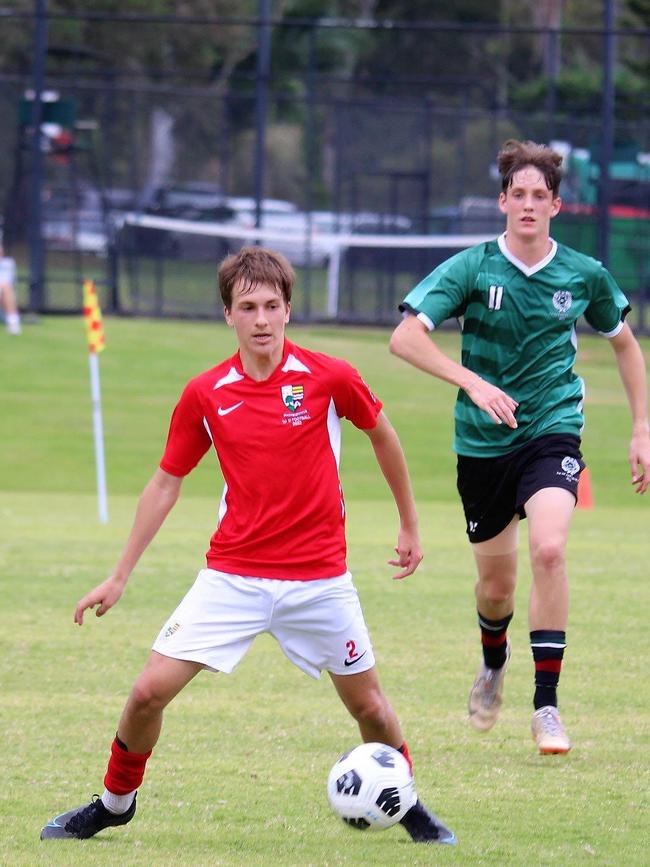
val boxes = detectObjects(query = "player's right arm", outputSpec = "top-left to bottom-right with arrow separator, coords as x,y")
389,314 -> 519,428
74,468 -> 183,625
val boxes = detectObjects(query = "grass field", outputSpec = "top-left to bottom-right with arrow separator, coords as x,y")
1,316 -> 648,866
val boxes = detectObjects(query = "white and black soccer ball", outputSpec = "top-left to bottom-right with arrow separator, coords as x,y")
327,742 -> 416,831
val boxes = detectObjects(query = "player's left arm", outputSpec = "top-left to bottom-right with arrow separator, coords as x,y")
362,410 -> 423,579
608,322 -> 650,494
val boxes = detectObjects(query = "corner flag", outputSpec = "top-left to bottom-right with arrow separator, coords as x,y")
83,280 -> 108,523
83,280 -> 106,353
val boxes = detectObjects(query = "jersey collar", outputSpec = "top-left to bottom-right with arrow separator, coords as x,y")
498,232 -> 557,277
232,339 -> 309,381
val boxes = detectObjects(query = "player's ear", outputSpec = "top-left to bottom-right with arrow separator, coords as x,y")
551,196 -> 562,218
284,301 -> 291,324
498,191 -> 508,214
224,306 -> 233,327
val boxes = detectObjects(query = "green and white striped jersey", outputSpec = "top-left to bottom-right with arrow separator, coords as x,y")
400,233 -> 630,457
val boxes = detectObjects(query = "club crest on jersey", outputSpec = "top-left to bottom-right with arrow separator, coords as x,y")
281,384 -> 311,427
281,384 -> 304,412
552,290 -> 573,317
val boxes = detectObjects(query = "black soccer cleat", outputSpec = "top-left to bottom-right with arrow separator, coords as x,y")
399,798 -> 457,844
40,793 -> 137,840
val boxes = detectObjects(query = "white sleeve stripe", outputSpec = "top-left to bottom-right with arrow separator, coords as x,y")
416,311 -> 435,331
202,416 -> 214,441
600,320 -> 624,338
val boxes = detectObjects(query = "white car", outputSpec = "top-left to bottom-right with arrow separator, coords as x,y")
41,186 -> 135,254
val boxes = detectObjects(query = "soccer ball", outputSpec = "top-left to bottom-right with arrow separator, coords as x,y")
327,742 -> 416,831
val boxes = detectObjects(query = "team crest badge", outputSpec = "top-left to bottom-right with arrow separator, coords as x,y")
281,384 -> 304,412
561,456 -> 580,476
552,290 -> 572,315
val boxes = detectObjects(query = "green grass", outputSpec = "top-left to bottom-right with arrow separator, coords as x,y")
1,317 -> 648,865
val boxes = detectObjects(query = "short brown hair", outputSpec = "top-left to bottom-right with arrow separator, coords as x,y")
218,246 -> 295,309
497,139 -> 563,197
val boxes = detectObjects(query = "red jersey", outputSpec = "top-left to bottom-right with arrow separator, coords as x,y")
160,339 -> 382,579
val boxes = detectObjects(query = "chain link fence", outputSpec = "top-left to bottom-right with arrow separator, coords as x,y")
2,9 -> 649,329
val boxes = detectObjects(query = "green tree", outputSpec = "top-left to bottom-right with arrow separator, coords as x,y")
621,0 -> 650,83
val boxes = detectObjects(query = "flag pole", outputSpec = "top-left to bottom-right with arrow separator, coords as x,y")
88,350 -> 108,523
83,280 -> 108,523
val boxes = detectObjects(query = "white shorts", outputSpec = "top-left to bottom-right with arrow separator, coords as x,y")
151,569 -> 376,679
0,257 -> 16,287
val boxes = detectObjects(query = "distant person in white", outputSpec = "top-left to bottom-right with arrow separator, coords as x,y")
0,244 -> 21,335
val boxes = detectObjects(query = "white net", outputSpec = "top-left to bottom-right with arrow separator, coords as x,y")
116,212 -> 496,322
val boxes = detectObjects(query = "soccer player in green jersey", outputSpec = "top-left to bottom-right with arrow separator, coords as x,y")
389,139 -> 650,754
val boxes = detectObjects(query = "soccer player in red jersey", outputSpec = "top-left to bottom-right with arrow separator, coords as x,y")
41,246 -> 456,845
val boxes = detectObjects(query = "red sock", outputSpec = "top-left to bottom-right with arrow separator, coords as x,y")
103,737 -> 152,795
398,741 -> 413,774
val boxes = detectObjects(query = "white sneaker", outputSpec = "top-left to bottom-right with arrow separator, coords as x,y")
531,706 -> 571,754
468,643 -> 511,731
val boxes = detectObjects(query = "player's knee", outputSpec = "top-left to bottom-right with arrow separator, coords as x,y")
348,689 -> 390,729
477,577 -> 515,607
128,676 -> 171,715
530,536 -> 566,575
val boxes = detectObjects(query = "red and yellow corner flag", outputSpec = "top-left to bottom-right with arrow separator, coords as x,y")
82,279 -> 109,522
83,279 -> 106,353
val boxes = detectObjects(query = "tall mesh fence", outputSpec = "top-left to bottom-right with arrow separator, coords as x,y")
1,10 -> 649,329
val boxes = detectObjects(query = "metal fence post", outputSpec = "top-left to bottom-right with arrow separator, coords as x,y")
597,0 -> 616,269
254,0 -> 271,232
27,0 -> 48,311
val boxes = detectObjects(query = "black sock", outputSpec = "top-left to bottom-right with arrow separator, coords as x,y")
530,629 -> 566,709
478,610 -> 513,669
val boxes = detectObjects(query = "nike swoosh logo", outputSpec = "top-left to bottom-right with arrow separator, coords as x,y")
343,651 -> 367,667
218,401 -> 244,416
44,813 -> 66,828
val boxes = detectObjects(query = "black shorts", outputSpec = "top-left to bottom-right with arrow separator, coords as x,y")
456,434 -> 585,543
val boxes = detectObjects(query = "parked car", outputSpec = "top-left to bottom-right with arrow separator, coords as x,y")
234,210 -> 413,267
142,183 -> 296,222
42,185 -> 136,254
121,183 -> 413,267
429,197 -> 503,235
133,184 -> 299,260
